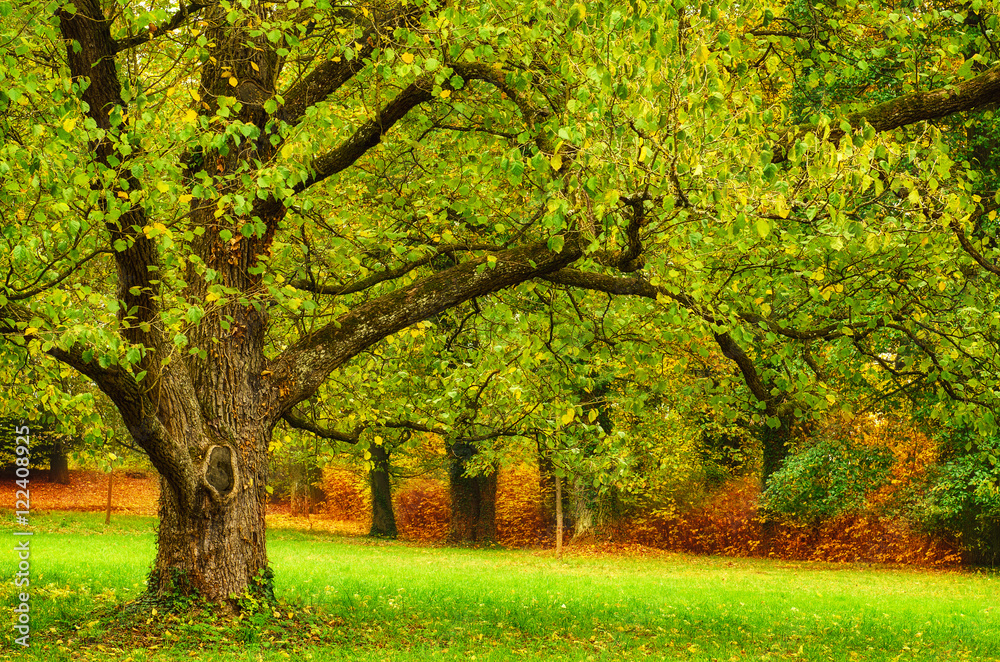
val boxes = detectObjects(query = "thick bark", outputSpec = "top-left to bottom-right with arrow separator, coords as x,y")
150,426 -> 271,603
368,442 -> 397,539
447,441 -> 498,545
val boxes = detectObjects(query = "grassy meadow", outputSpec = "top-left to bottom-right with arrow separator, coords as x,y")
1,511 -> 998,661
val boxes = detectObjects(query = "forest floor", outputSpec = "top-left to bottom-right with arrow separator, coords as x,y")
0,470 -> 366,535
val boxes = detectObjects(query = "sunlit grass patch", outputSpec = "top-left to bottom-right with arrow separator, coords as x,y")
1,511 -> 997,661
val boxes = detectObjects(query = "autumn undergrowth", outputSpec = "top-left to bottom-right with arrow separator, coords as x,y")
2,511 -> 998,662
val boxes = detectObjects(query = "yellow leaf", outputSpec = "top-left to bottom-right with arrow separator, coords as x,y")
251,62 -> 259,72
24,327 -> 37,337
178,194 -> 193,204
117,191 -> 129,200
439,89 -> 452,99
550,153 -> 563,171
401,52 -> 414,64
229,76 -> 238,87
774,194 -> 789,219
183,109 -> 198,124
560,408 -> 575,426
62,117 -> 77,133
190,90 -> 201,102
693,44 -> 710,65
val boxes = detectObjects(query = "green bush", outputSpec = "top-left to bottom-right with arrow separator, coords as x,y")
762,438 -> 894,524
910,435 -> 1000,566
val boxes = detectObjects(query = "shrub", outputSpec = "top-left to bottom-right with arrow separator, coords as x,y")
619,477 -> 960,566
909,435 -> 1000,565
762,437 -> 894,524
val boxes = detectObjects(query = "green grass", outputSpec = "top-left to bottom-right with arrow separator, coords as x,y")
1,511 -> 998,661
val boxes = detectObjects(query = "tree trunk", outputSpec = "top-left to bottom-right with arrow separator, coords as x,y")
538,445 -> 574,536
570,477 -> 596,540
49,439 -> 70,485
555,474 -> 563,559
760,415 -> 794,488
105,470 -> 113,525
368,442 -> 397,539
537,446 -> 556,528
148,435 -> 272,604
759,414 -> 794,556
447,441 -> 498,545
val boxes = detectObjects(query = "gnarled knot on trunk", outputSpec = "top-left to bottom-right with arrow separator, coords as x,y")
201,445 -> 238,502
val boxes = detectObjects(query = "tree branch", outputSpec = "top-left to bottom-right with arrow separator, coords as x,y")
290,243 -> 499,295
780,62 -> 1000,158
950,217 -> 1000,276
295,76 -> 435,191
266,240 -> 582,416
277,4 -> 425,127
114,2 -> 210,52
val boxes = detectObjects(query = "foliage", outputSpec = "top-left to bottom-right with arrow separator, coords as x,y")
5,0 -> 1000,603
762,436 -> 895,525
909,432 -> 1000,565
495,464 -> 546,547
624,478 -> 961,566
393,478 -> 451,542
320,466 -> 370,522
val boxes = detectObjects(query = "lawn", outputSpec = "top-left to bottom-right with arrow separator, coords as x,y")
1,512 -> 998,661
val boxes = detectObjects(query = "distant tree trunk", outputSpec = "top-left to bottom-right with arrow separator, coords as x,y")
759,412 -> 794,555
760,414 -> 793,488
555,474 -> 563,559
105,470 -> 113,525
368,441 -> 397,539
289,452 -> 323,516
537,444 -> 555,527
447,440 -> 497,545
49,438 -> 70,484
570,477 -> 596,540
538,442 -> 573,536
